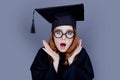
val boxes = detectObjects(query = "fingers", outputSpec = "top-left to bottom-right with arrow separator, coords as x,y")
42,48 -> 53,57
76,39 -> 82,53
43,40 -> 53,52
72,39 -> 82,56
42,40 -> 59,58
79,39 -> 82,47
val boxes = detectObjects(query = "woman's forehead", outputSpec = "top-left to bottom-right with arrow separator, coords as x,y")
54,25 -> 73,31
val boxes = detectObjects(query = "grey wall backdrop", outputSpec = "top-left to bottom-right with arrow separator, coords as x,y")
0,0 -> 120,80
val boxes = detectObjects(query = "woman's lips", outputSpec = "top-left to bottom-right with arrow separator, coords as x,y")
60,43 -> 66,48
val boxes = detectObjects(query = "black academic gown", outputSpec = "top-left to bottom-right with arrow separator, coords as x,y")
30,47 -> 94,80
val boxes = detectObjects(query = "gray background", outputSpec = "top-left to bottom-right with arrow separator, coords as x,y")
0,0 -> 120,80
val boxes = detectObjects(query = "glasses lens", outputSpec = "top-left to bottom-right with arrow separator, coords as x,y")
54,30 -> 62,38
66,30 -> 74,38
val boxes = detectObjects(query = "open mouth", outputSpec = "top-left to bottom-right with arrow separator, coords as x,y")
60,43 -> 66,47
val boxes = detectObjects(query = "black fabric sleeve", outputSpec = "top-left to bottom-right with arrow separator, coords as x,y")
76,48 -> 94,80
30,48 -> 57,80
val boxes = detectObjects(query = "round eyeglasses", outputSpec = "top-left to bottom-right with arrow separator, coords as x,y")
53,29 -> 75,39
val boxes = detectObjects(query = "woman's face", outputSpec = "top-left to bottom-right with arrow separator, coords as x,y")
53,25 -> 74,52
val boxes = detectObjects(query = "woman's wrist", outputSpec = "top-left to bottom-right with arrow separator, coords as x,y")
53,59 -> 59,72
68,56 -> 74,65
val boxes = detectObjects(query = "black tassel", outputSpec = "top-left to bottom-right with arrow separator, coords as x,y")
31,10 -> 35,33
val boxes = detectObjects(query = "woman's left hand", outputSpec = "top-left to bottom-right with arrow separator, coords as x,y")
68,39 -> 82,64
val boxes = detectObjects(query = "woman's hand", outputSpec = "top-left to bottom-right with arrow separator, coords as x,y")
68,39 -> 82,65
42,40 -> 59,72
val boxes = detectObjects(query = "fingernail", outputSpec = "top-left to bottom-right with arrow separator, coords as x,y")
42,40 -> 45,43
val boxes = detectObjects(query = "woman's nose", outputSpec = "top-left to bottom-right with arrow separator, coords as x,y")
61,34 -> 66,40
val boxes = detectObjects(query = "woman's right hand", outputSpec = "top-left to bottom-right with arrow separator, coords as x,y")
42,40 -> 59,61
42,40 -> 59,72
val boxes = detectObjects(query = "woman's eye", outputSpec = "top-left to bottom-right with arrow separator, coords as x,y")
67,31 -> 73,35
56,31 -> 61,34
55,30 -> 61,34
54,30 -> 62,35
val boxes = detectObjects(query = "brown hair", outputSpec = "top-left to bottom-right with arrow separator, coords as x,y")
48,27 -> 79,65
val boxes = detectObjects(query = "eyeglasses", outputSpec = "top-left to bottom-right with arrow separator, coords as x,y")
53,29 -> 75,39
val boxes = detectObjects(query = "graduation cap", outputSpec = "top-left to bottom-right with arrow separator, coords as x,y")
31,3 -> 84,33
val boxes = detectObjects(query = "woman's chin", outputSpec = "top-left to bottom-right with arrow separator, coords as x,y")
59,48 -> 67,52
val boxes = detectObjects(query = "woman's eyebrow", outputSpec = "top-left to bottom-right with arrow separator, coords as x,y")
54,28 -> 73,32
54,29 -> 61,31
66,29 -> 73,31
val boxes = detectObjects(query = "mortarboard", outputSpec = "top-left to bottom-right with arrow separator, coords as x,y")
31,3 -> 84,33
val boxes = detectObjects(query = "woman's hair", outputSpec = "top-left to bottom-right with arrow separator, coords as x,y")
48,27 -> 79,65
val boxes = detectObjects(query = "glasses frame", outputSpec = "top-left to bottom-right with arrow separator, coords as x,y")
53,30 -> 75,39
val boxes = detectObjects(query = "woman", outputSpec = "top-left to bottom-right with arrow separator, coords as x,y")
30,4 -> 94,80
